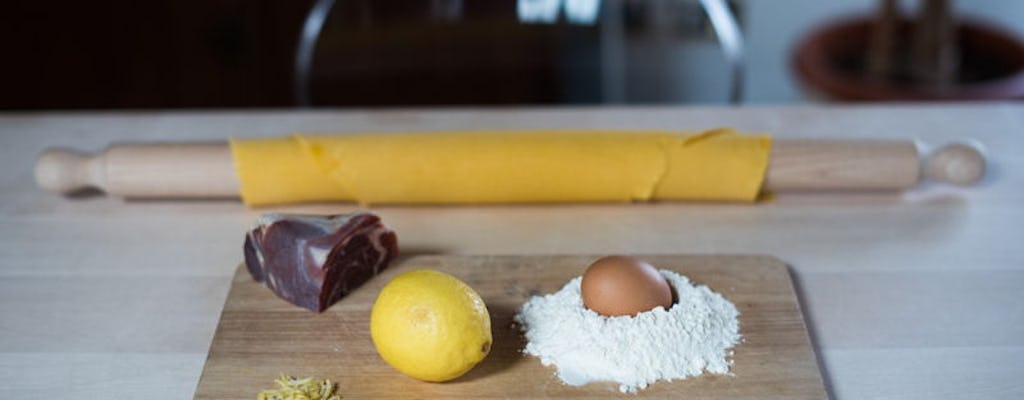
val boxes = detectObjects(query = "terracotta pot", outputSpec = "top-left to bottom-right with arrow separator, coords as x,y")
792,15 -> 1024,101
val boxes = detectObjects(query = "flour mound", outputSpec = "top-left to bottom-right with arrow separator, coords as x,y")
514,270 -> 740,393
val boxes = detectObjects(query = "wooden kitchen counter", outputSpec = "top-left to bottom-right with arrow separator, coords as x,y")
1,104 -> 1021,399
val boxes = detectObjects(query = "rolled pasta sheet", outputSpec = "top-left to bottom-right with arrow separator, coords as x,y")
230,129 -> 771,206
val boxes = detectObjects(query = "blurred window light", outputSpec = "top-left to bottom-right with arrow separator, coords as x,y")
565,0 -> 601,25
518,0 -> 561,23
518,0 -> 601,25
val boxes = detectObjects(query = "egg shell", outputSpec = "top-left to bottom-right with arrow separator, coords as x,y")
580,255 -> 674,317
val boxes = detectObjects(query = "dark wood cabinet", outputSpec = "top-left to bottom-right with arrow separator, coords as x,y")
0,0 -> 599,109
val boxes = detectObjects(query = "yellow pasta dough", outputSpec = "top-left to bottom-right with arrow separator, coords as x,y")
230,129 -> 771,206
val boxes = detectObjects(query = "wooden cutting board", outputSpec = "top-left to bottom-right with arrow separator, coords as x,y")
194,255 -> 826,399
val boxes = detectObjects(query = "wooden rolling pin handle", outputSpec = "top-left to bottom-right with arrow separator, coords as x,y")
35,143 -> 240,198
923,142 -> 986,186
35,148 -> 105,195
762,140 -> 987,191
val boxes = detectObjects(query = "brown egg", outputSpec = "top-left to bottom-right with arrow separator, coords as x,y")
581,256 -> 674,317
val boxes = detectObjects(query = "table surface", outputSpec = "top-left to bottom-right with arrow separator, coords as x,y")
1,104 -> 1021,399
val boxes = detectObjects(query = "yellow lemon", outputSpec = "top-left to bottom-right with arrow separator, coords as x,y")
370,269 -> 492,382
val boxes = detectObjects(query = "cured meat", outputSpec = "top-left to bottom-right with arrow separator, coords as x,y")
244,212 -> 398,312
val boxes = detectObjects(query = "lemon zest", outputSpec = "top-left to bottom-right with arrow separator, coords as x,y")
256,374 -> 341,400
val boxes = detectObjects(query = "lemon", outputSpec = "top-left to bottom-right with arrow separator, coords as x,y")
370,269 -> 492,382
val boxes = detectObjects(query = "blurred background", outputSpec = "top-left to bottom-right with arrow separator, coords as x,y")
1,0 -> 1022,109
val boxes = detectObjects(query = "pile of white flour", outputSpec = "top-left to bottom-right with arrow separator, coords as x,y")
514,270 -> 740,393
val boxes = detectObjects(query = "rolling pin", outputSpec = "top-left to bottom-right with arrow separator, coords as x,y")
34,139 -> 986,201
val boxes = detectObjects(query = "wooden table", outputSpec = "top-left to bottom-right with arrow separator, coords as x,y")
1,104 -> 1021,399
